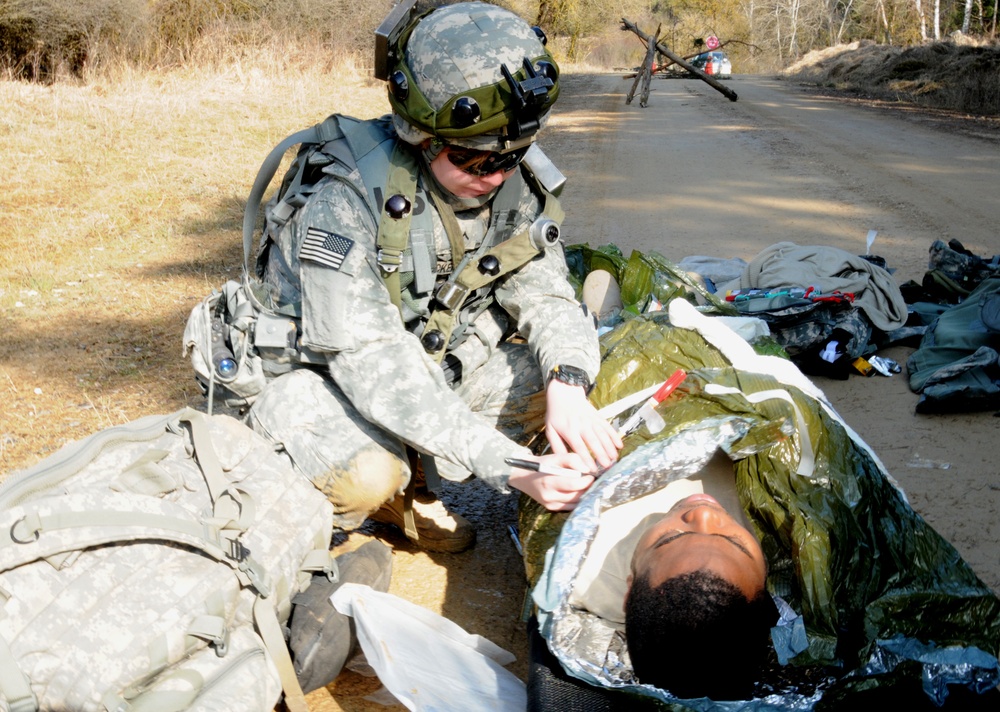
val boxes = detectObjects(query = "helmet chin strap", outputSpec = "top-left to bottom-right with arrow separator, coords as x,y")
422,137 -> 446,164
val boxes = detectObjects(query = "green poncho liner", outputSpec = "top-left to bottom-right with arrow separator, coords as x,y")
523,299 -> 1000,710
563,243 -> 737,318
906,276 -> 1000,413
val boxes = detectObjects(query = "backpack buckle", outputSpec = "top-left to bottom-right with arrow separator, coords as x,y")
228,538 -> 249,562
378,248 -> 402,273
435,281 -> 469,311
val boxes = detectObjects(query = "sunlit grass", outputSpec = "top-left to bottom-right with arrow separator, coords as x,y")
0,46 -> 390,472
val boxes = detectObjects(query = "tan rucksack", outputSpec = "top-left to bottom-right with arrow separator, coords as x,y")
0,409 -> 335,712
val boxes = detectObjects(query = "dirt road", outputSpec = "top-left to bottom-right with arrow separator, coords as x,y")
324,73 -> 1000,709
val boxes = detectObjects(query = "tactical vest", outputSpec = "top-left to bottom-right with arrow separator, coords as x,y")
245,114 -> 564,365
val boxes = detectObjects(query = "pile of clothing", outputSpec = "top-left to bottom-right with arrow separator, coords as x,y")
900,239 -> 1000,413
566,242 -> 909,379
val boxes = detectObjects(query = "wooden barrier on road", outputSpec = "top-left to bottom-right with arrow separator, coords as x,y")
621,18 -> 738,104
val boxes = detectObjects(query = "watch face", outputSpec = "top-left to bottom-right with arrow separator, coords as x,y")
551,364 -> 591,391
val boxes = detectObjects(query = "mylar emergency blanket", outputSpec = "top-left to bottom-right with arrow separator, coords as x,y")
523,299 -> 1000,710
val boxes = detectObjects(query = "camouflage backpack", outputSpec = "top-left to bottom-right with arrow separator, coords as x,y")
921,238 -> 1000,303
0,409 -> 335,712
727,290 -> 873,360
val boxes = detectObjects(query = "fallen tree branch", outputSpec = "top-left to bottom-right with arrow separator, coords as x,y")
620,18 -> 738,102
626,22 -> 660,107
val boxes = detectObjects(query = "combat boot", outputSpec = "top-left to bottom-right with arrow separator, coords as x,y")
288,539 -> 393,693
369,489 -> 476,553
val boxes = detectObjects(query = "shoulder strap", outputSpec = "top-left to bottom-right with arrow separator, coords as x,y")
0,634 -> 36,712
374,146 -> 420,313
420,185 -> 564,363
241,115 -> 347,275
336,119 -> 439,312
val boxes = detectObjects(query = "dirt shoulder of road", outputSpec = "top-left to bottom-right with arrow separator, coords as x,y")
780,80 -> 1000,144
782,35 -> 1000,120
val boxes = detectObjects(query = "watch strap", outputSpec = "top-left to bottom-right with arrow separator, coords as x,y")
547,364 -> 594,395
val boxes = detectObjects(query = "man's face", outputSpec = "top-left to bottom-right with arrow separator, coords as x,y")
629,494 -> 767,599
428,146 -> 517,198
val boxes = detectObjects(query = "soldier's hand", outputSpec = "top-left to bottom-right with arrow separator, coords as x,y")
544,380 -> 623,471
507,453 -> 596,511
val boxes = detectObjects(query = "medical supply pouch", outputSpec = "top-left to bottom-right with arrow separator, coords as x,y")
726,289 -> 874,361
525,301 -> 1000,710
0,408 -> 336,712
183,280 -> 270,409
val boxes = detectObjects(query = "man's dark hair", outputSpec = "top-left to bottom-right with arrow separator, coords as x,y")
624,569 -> 777,700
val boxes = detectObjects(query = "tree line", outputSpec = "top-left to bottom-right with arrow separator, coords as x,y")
1,0 -> 996,81
511,0 -> 996,69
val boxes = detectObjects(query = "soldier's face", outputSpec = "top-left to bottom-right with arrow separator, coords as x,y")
429,146 -> 516,198
628,494 -> 767,599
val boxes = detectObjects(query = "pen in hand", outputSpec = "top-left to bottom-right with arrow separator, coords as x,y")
505,457 -> 588,478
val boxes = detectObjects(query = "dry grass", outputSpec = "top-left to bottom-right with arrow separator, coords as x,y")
0,49 -> 389,475
0,0 -> 396,80
783,36 -> 1000,116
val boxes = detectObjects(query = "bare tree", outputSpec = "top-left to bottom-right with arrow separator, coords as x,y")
835,0 -> 858,42
788,0 -> 803,54
914,0 -> 929,38
961,0 -> 974,32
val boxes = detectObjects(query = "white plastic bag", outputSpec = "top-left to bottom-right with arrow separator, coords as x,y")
332,583 -> 526,711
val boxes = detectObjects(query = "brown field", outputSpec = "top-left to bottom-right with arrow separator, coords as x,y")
1,55 -> 389,473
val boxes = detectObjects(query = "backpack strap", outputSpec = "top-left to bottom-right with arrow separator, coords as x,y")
254,596 -> 310,712
242,115 -> 346,276
0,498 -> 269,591
102,604 -> 309,712
374,145 -> 421,312
0,633 -> 37,712
343,120 -> 442,307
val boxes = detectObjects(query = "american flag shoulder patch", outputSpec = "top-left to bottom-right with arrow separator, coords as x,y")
299,227 -> 354,271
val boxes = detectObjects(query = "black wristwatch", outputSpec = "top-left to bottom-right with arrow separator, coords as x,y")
547,364 -> 594,395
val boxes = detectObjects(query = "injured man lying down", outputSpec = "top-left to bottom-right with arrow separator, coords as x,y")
572,452 -> 775,701
520,302 -> 1000,711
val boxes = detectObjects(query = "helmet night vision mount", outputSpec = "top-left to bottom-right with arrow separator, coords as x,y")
374,0 -> 559,149
373,0 -> 420,83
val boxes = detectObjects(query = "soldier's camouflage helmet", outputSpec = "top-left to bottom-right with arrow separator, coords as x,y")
384,1 -> 559,152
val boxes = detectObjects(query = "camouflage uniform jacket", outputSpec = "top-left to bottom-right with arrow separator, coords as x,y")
259,121 -> 599,489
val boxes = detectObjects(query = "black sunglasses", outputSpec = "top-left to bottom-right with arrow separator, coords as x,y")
446,145 -> 529,177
